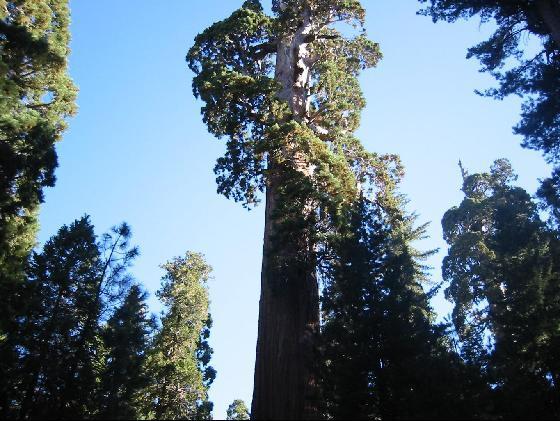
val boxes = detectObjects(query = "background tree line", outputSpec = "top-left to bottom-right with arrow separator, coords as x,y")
1,215 -> 216,419
0,0 -> 559,419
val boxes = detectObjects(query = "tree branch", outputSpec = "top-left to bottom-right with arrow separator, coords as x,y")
250,40 -> 278,60
303,33 -> 340,43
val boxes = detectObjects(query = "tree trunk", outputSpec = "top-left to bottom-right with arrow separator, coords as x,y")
251,171 -> 320,420
251,4 -> 320,419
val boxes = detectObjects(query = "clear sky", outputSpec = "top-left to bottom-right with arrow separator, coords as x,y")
38,0 -> 552,418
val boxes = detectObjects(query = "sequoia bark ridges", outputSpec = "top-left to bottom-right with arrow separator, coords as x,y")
252,5 -> 320,418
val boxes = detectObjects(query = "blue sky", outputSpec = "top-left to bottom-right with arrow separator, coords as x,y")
38,1 -> 551,418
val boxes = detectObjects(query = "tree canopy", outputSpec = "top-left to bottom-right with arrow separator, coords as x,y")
187,0 -> 400,212
442,159 -> 560,418
226,399 -> 250,420
0,0 -> 77,313
1,1 -> 559,419
138,252 -> 215,420
418,0 -> 560,163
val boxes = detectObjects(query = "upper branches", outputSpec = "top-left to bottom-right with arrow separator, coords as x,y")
419,0 -> 560,163
187,1 -> 279,206
188,0 -> 395,210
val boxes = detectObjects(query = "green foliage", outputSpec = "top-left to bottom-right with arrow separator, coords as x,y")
138,252 -> 215,420
0,207 -> 38,417
538,167 -> 560,229
0,0 -> 77,309
14,217 -> 103,419
187,0 -> 396,211
418,0 -> 560,164
187,1 -> 276,206
98,285 -> 155,420
321,196 -> 482,419
1,216 -> 216,420
226,399 -> 250,420
272,0 -> 366,31
442,159 -> 560,418
0,4 -> 77,398
5,216 -> 138,419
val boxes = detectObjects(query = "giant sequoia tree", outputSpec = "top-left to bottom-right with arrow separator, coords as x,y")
188,0 -> 401,418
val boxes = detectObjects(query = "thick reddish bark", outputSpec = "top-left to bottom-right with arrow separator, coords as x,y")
251,5 -> 321,417
251,171 -> 320,420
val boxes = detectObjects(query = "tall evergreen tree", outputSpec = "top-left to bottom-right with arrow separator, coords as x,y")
57,221 -> 137,419
226,399 -> 251,420
15,216 -> 101,419
187,1 -> 401,416
0,1 -> 77,410
138,252 -> 215,420
14,217 -> 137,419
321,196 -> 485,419
98,284 -> 154,420
442,159 -> 560,418
0,0 -> 77,329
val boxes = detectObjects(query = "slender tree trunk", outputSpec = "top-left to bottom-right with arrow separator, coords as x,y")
251,4 -> 320,419
536,0 -> 560,51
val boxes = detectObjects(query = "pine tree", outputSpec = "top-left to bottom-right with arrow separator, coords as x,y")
226,399 -> 250,420
98,284 -> 154,420
14,217 -> 138,419
57,221 -> 138,419
15,217 -> 101,419
187,1 -> 401,416
139,252 -> 215,420
442,159 -> 560,418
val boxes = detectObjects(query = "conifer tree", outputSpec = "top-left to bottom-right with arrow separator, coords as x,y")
321,197 -> 484,419
14,217 -> 137,419
442,159 -> 560,418
0,1 -> 77,409
418,0 -> 560,164
0,0 -> 77,331
188,1 -> 400,416
14,217 -> 100,419
227,399 -> 250,420
98,285 -> 154,420
139,252 -> 215,420
538,166 -> 560,229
